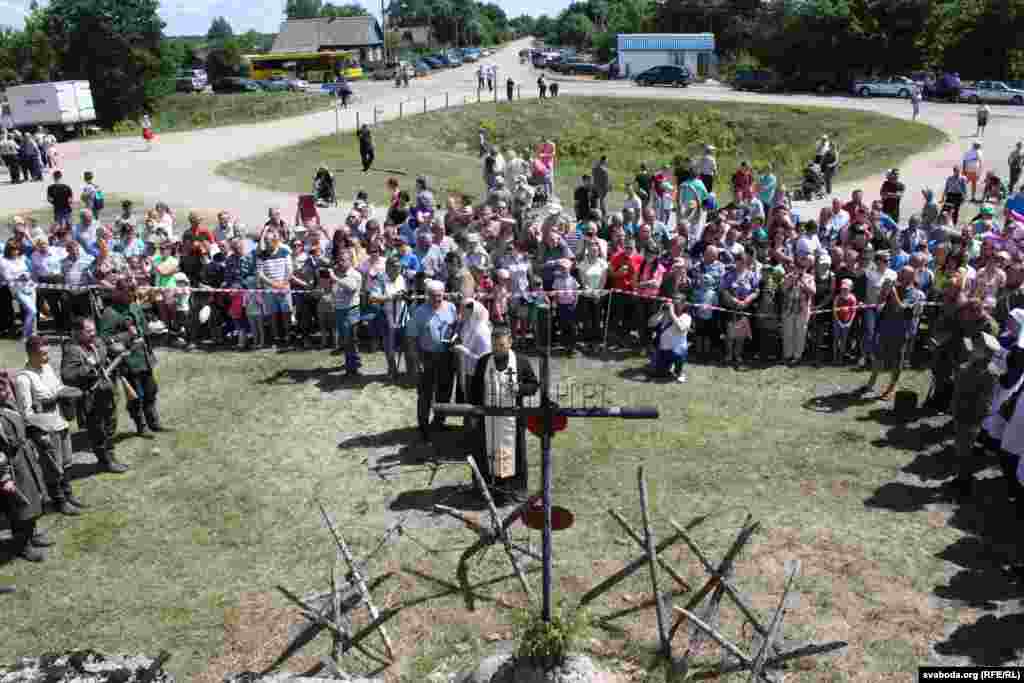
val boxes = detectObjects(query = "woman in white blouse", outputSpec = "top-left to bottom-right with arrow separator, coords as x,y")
577,231 -> 609,346
454,299 -> 492,408
0,238 -> 36,339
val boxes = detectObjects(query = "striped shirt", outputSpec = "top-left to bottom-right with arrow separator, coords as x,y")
258,247 -> 292,285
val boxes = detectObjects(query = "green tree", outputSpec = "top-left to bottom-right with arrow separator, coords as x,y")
286,0 -> 323,19
321,2 -> 370,16
45,0 -> 166,126
206,36 -> 244,82
206,15 -> 234,42
509,14 -> 536,35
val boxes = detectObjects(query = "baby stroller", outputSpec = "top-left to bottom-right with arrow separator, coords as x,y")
793,162 -> 826,201
313,166 -> 336,207
982,171 -> 1008,204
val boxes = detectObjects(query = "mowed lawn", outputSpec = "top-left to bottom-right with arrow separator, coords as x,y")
217,96 -> 946,209
0,334 -> 994,682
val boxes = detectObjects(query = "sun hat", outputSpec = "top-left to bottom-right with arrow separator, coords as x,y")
840,278 -> 853,290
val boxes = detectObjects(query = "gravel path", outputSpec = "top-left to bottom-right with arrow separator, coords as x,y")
4,39 -> 1022,230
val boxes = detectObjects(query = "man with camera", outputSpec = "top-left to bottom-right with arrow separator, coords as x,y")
61,317 -> 129,473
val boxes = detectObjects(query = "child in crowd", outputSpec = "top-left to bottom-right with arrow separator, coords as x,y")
173,272 -> 192,347
490,268 -> 511,325
551,259 -> 579,355
832,278 -> 858,363
244,275 -> 265,349
317,269 -> 335,349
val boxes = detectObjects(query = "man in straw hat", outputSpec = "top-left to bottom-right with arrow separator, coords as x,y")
98,276 -> 163,436
409,278 -> 458,441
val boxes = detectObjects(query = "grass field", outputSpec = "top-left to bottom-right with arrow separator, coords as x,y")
0,332 -> 1014,681
106,91 -> 337,137
218,96 -> 946,210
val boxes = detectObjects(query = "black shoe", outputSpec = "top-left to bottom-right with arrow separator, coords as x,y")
30,530 -> 55,547
99,457 -> 129,474
66,495 -> 89,509
419,426 -> 431,442
949,477 -> 973,499
135,420 -> 148,436
18,545 -> 46,562
59,501 -> 82,516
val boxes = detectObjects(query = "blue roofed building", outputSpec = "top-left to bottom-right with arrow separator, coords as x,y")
616,33 -> 717,79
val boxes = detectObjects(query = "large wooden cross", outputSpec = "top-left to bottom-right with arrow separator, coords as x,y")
433,318 -> 659,622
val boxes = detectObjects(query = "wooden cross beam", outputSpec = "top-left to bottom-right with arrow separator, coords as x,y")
319,502 -> 397,662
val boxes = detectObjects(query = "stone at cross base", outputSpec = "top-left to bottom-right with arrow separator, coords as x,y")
224,674 -> 383,683
458,651 -> 614,683
0,651 -> 174,683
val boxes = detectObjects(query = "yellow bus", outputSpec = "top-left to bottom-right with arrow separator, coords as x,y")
246,50 -> 363,83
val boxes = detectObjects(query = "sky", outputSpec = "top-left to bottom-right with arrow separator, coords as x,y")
0,0 -> 559,36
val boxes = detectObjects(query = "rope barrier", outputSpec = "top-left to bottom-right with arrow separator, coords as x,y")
24,281 -> 946,320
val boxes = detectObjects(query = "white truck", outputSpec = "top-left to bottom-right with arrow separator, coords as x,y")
2,80 -> 96,138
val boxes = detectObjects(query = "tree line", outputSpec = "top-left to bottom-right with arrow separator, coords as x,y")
522,0 -> 1024,80
385,0 -> 519,47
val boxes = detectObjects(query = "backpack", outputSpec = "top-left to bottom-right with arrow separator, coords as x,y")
93,187 -> 105,212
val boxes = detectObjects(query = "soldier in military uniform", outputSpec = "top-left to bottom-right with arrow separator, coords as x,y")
925,296 -> 999,413
0,374 -> 53,562
98,277 -> 163,436
948,332 -> 1002,498
61,317 -> 129,473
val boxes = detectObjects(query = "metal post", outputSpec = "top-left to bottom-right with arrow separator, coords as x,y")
374,107 -> 379,126
356,110 -> 360,129
446,92 -> 449,109
477,89 -> 481,104
335,100 -> 340,136
399,101 -> 403,118
423,97 -> 427,114
494,87 -> 498,103
517,85 -> 521,99
541,305 -> 553,623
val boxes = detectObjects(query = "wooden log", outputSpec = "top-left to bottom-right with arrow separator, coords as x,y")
669,520 -> 760,642
592,589 -> 691,625
465,456 -> 535,603
637,466 -> 671,659
688,641 -> 848,679
331,555 -> 343,663
277,584 -> 348,642
671,607 -> 775,683
578,514 -> 708,608
748,560 -> 800,683
318,502 -> 396,661
668,518 -> 774,651
610,509 -> 692,592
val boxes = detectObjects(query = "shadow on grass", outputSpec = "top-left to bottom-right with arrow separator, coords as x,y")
863,411 -> 1024,665
389,483 -> 488,514
802,388 -> 877,414
258,366 -> 393,393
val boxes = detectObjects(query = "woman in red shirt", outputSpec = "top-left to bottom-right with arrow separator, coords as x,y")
635,248 -> 666,349
732,161 -> 754,203
609,238 -> 643,345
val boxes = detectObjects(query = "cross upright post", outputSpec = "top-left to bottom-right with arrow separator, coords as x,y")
432,309 -> 659,624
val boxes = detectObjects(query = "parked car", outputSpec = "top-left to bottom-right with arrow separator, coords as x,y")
446,52 -> 463,66
268,75 -> 308,91
175,75 -> 203,93
213,78 -> 263,93
461,48 -> 481,62
556,61 -> 604,76
732,69 -> 783,92
782,71 -> 850,94
413,60 -> 431,77
423,56 -> 444,69
433,54 -> 453,67
257,79 -> 291,92
634,65 -> 691,87
959,80 -> 1024,104
924,72 -> 961,101
852,75 -> 917,98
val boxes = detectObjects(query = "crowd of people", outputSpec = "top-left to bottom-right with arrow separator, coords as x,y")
6,125 -> 1024,567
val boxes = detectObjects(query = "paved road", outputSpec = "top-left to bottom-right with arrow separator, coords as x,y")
3,37 -> 1023,230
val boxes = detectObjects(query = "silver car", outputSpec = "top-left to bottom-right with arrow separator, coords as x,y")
959,80 -> 1024,105
852,76 -> 917,98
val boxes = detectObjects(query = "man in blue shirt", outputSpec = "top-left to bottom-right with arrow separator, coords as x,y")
409,279 -> 458,440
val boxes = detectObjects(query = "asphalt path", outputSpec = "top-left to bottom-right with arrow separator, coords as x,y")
3,37 -> 1023,231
